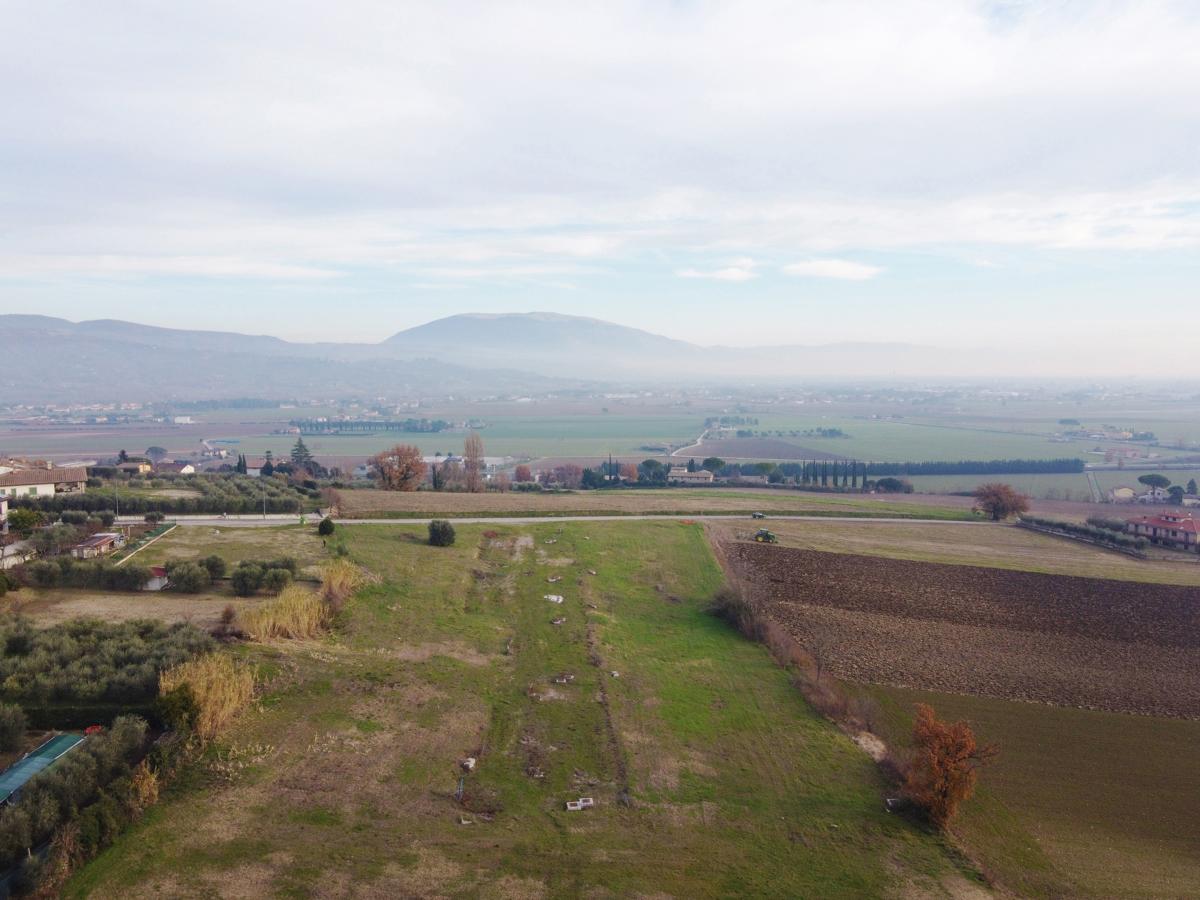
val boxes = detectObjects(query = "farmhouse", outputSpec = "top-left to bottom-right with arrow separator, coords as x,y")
667,466 -> 715,485
1137,486 -> 1171,504
71,532 -> 126,559
117,461 -> 153,475
0,466 -> 88,498
1125,512 -> 1200,551
0,496 -> 6,534
155,461 -> 196,475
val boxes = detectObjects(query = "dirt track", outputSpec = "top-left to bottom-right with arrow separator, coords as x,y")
725,544 -> 1200,718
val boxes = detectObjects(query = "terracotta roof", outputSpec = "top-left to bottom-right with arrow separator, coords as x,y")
1128,514 -> 1199,533
0,466 -> 88,487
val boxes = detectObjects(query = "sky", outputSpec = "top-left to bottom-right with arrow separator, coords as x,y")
1,1 -> 1198,367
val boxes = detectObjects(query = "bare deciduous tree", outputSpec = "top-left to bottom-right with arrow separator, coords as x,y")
370,444 -> 426,491
464,432 -> 485,493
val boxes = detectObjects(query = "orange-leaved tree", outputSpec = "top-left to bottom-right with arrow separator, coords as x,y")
973,482 -> 1030,521
513,464 -> 533,483
370,444 -> 426,491
905,703 -> 997,828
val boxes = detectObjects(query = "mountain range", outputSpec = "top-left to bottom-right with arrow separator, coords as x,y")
1,311 -> 977,403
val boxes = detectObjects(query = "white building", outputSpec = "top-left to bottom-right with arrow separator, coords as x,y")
668,466 -> 715,485
0,467 -> 88,498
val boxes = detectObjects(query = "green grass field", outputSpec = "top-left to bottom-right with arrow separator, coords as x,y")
851,684 -> 1200,899
69,522 -> 979,898
132,524 -> 328,574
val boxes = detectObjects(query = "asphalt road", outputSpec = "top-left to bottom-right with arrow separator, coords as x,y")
117,513 -> 991,528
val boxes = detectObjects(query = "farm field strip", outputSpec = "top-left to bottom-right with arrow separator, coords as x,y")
724,519 -> 1200,585
335,486 -> 975,519
725,544 -> 1200,718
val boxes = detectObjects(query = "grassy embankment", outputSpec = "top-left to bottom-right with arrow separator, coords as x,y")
69,521 -> 979,898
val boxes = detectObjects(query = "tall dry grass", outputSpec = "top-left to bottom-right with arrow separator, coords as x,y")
239,559 -> 368,641
159,653 -> 255,741
239,585 -> 329,640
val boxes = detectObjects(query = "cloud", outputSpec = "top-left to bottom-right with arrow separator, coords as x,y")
781,259 -> 882,280
677,259 -> 758,281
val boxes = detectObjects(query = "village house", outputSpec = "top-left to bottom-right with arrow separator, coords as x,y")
117,461 -> 153,475
0,496 -> 7,534
70,532 -> 126,559
0,466 -> 88,498
667,466 -> 715,485
154,461 -> 196,475
1126,512 -> 1200,552
1137,486 -> 1171,504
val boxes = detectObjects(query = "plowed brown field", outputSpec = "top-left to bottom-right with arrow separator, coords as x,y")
726,544 -> 1200,718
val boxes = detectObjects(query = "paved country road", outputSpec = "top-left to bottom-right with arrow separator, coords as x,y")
117,513 -> 991,528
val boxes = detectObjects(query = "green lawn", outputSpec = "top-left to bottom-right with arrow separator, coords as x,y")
850,684 -> 1200,899
70,522 -> 978,898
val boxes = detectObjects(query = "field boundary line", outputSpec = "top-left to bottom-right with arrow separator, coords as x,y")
116,522 -> 178,566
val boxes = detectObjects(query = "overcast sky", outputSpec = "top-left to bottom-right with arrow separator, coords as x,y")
2,1 -> 1198,365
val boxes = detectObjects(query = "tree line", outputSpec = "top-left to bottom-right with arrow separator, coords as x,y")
863,458 -> 1084,476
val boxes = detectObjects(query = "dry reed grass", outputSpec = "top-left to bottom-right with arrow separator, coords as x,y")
239,559 -> 368,641
160,653 -> 256,741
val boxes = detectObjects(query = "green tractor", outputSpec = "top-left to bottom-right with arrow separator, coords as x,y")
753,528 -> 778,544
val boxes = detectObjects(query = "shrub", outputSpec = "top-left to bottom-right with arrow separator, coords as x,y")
60,510 -> 89,526
428,520 -> 456,546
166,562 -> 210,594
159,654 -> 254,741
230,564 -> 264,596
154,682 -> 199,732
904,703 -> 997,828
200,555 -> 227,580
95,509 -> 117,528
317,516 -> 335,536
27,561 -> 60,588
143,511 -> 165,525
874,477 -> 913,494
261,568 -> 292,595
0,703 -> 27,752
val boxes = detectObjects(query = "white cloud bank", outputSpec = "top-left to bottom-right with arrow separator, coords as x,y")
782,259 -> 882,281
0,0 -> 1198,348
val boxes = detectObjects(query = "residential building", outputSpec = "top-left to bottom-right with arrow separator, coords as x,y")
71,532 -> 126,559
155,462 -> 196,475
667,466 -> 715,485
1137,486 -> 1171,504
0,496 -> 7,534
144,566 -> 170,591
0,467 -> 88,498
117,461 -> 153,475
1126,513 -> 1200,551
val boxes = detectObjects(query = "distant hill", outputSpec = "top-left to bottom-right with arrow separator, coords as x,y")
0,315 -> 575,404
0,311 -> 983,403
